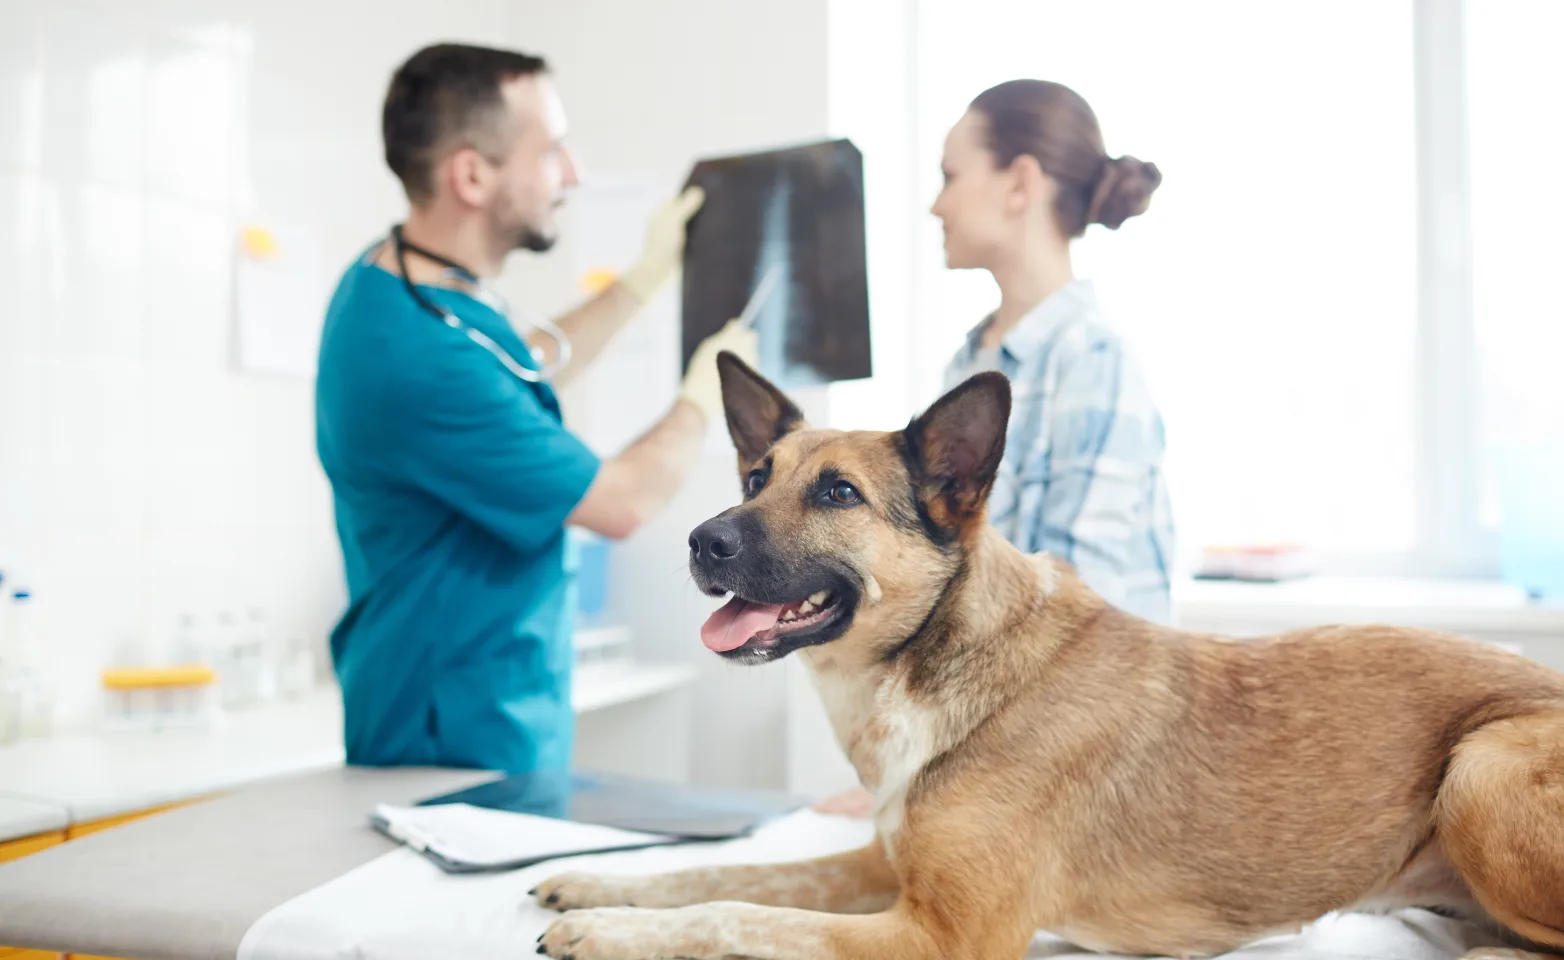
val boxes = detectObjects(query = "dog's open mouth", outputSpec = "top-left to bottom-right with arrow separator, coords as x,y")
700,590 -> 846,655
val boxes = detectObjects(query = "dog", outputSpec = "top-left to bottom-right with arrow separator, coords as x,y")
533,353 -> 1564,960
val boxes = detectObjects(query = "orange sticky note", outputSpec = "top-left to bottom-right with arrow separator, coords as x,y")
241,225 -> 280,260
579,267 -> 618,294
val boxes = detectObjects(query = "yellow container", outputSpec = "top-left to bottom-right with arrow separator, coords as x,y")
100,664 -> 218,733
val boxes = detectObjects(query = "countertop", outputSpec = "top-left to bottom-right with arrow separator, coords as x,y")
0,687 -> 346,830
1172,575 -> 1564,633
0,795 -> 69,844
0,662 -> 696,839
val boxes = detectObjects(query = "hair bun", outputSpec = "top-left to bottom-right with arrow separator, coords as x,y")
1086,155 -> 1162,229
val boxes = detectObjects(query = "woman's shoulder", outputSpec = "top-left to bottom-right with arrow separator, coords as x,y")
1043,302 -> 1163,401
994,280 -> 1112,367
940,313 -> 995,377
1044,313 -> 1132,379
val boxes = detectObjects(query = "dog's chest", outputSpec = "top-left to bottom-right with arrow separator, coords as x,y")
810,668 -> 942,843
867,697 -> 941,842
808,669 -> 884,778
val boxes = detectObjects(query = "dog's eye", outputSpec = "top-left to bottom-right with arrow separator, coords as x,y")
745,471 -> 766,496
827,481 -> 861,506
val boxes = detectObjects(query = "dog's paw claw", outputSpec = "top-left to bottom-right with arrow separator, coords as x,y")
530,872 -> 641,911
537,908 -> 654,960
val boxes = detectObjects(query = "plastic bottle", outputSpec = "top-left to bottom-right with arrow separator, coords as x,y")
169,612 -> 205,665
10,589 -> 53,738
0,577 -> 19,742
214,610 -> 250,708
0,667 -> 19,744
0,569 -> 9,657
277,632 -> 316,699
244,607 -> 276,703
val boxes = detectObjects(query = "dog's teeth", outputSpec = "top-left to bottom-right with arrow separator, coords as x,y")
798,600 -> 815,615
809,591 -> 828,605
781,610 -> 797,621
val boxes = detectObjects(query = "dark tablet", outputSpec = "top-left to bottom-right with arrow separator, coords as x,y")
415,769 -> 809,841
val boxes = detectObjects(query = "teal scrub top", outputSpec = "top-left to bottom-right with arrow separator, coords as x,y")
314,245 -> 600,773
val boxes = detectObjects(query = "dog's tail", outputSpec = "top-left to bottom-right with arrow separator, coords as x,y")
1436,707 -> 1564,950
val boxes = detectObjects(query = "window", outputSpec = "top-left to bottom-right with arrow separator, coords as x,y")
910,0 -> 1419,568
827,0 -> 1547,579
1467,0 -> 1564,537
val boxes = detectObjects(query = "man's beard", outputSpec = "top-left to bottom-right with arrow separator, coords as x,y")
516,228 -> 553,251
516,225 -> 556,253
489,206 -> 556,255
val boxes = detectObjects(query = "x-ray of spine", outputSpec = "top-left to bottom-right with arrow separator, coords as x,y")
680,139 -> 872,390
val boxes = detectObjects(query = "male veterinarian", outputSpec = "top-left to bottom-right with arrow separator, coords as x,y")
315,43 -> 757,773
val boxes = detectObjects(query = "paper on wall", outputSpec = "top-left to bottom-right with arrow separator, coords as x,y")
234,220 -> 329,380
560,177 -> 681,454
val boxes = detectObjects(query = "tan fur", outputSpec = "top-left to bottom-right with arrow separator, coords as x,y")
534,841 -> 898,915
536,366 -> 1564,960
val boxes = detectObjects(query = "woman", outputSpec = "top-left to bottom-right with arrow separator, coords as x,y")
932,78 -> 1175,621
816,79 -> 1175,820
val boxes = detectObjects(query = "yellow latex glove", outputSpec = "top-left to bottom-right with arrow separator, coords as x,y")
618,185 -> 705,303
679,319 -> 759,424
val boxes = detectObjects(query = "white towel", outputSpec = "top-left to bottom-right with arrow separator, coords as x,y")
237,809 -> 1509,960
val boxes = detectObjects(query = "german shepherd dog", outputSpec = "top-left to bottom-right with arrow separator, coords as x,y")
534,354 -> 1564,960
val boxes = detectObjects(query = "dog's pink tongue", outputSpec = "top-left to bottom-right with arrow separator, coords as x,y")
701,598 -> 785,652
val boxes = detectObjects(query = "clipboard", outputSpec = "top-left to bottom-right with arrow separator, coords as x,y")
370,770 -> 809,873
368,802 -> 684,875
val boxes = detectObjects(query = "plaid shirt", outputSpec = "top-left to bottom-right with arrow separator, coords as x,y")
943,279 -> 1176,624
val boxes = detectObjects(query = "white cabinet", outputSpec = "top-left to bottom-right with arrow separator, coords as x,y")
573,662 -> 697,783
1173,576 -> 1564,672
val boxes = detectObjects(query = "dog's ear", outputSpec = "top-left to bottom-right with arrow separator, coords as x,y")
717,351 -> 805,465
902,372 -> 1011,530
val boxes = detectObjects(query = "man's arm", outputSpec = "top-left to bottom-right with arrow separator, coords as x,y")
567,318 -> 758,541
568,398 -> 707,539
533,279 -> 655,389
524,187 -> 705,389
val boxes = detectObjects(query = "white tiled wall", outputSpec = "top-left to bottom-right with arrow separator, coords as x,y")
0,0 -> 519,728
0,0 -> 869,792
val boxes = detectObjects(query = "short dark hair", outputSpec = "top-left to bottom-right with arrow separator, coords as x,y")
382,43 -> 550,202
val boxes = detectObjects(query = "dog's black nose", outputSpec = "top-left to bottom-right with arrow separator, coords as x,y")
689,516 -> 743,563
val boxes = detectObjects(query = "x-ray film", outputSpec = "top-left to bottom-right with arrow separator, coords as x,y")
680,139 -> 873,389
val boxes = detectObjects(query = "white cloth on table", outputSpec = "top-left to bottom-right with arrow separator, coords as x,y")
236,809 -> 1510,960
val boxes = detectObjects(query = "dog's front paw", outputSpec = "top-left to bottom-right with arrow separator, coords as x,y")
530,873 -> 646,911
536,907 -> 676,960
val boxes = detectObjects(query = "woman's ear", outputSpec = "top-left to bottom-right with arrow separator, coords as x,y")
1002,152 -> 1047,217
1008,153 -> 1057,214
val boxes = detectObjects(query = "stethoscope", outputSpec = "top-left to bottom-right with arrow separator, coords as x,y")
390,225 -> 571,384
